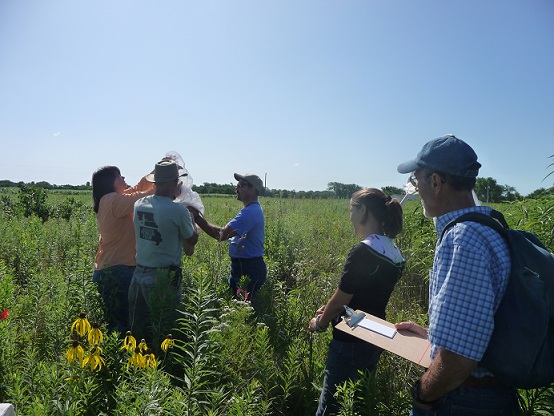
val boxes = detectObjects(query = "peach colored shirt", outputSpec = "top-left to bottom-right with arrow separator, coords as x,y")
94,177 -> 154,270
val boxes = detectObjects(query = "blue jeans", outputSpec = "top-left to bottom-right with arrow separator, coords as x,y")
410,383 -> 520,416
128,265 -> 182,344
316,339 -> 382,416
93,265 -> 135,333
229,257 -> 267,299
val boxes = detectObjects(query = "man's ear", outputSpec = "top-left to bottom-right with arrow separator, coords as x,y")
430,173 -> 444,195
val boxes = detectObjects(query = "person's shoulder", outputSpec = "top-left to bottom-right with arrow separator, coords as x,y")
102,191 -> 121,200
348,242 -> 369,257
245,200 -> 262,209
99,191 -> 118,205
438,207 -> 492,235
134,194 -> 152,205
162,199 -> 188,213
441,207 -> 504,251
171,203 -> 194,221
241,200 -> 263,215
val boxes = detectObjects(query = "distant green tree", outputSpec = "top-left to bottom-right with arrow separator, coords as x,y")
381,186 -> 404,196
0,180 -> 17,187
327,182 -> 362,199
501,185 -> 521,201
526,188 -> 554,199
35,181 -> 53,189
193,183 -> 235,195
475,177 -> 503,203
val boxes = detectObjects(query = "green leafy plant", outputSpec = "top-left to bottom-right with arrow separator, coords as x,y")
0,193 -> 553,415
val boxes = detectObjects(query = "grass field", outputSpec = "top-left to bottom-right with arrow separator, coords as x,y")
0,189 -> 553,415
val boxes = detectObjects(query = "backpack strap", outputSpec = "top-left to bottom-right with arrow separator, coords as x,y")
440,209 -> 510,244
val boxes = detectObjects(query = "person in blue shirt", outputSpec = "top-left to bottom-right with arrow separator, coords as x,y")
194,173 -> 266,301
395,135 -> 519,415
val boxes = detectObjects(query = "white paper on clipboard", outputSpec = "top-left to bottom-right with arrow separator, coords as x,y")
336,311 -> 432,368
357,318 -> 397,339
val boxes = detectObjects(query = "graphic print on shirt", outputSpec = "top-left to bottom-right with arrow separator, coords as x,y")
136,211 -> 162,245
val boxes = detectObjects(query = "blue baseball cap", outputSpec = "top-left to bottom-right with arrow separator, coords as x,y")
397,134 -> 481,177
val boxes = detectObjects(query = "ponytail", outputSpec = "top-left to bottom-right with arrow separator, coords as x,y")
351,188 -> 403,238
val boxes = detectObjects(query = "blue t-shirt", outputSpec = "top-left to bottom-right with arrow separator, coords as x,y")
134,195 -> 194,267
227,200 -> 264,258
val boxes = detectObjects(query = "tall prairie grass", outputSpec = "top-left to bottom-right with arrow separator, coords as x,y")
0,190 -> 552,415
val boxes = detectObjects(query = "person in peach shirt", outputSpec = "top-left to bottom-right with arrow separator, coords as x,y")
92,166 -> 154,333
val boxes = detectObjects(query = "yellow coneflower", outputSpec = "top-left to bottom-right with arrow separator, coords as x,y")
82,344 -> 105,372
71,312 -> 91,337
88,322 -> 103,345
161,334 -> 175,352
138,339 -> 148,353
121,331 -> 137,353
66,340 -> 84,364
144,349 -> 157,369
127,346 -> 146,369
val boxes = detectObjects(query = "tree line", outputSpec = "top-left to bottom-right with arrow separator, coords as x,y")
0,180 -> 91,191
1,178 -> 552,200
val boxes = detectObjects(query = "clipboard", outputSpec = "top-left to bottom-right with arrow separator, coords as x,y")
335,310 -> 432,368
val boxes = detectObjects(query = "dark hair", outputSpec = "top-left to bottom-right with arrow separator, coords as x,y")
92,166 -> 120,213
439,172 -> 476,191
351,188 -> 403,238
422,168 -> 476,191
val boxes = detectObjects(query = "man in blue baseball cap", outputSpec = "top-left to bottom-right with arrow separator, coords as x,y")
395,135 -> 519,415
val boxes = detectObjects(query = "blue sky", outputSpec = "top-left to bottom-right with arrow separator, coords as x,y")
1,1 -> 553,195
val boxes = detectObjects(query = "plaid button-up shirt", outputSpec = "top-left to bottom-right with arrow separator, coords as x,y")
428,206 -> 510,376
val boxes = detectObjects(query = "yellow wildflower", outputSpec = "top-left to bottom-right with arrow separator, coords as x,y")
127,347 -> 146,369
161,334 -> 175,352
121,331 -> 137,353
71,312 -> 91,337
82,344 -> 105,372
138,339 -> 148,353
88,322 -> 103,345
66,340 -> 84,364
144,349 -> 157,368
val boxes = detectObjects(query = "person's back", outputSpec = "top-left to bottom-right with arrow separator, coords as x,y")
134,194 -> 193,268
95,178 -> 153,269
128,161 -> 197,345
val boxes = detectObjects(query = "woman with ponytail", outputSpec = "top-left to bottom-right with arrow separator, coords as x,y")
308,188 -> 405,416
